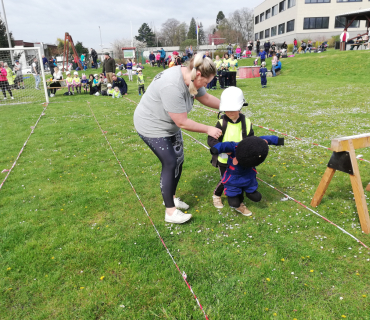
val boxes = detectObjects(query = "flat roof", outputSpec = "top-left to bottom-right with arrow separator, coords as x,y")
336,8 -> 370,19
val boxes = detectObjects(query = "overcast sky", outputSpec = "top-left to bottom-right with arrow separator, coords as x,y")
4,0 -> 263,51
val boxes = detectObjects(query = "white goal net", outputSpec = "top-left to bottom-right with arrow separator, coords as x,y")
0,47 -> 48,106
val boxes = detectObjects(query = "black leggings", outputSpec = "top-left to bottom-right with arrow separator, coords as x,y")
228,190 -> 262,208
139,131 -> 184,208
1,80 -> 12,97
49,82 -> 61,94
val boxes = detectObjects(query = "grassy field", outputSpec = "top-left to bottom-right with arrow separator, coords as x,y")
1,49 -> 370,319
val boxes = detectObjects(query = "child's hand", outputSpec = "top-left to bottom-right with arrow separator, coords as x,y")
264,139 -> 268,144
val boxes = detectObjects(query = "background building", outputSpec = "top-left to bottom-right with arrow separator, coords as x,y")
253,0 -> 369,44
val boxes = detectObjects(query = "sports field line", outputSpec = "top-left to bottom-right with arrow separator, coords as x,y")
88,102 -> 210,320
0,102 -> 49,192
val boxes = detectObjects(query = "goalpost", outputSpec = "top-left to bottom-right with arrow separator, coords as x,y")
0,47 -> 49,106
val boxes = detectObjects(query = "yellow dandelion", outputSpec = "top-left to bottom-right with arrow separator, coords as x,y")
301,256 -> 305,259
51,257 -> 54,259
266,278 -> 271,282
362,295 -> 367,298
281,258 -> 285,262
341,316 -> 346,318
80,287 -> 85,290
356,273 -> 360,276
100,276 -> 105,280
273,313 -> 277,316
310,270 -> 314,273
244,292 -> 246,294
264,308 -> 269,311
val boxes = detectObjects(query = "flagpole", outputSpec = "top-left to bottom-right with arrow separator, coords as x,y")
196,19 -> 199,47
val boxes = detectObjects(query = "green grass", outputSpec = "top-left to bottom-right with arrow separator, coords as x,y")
1,49 -> 370,319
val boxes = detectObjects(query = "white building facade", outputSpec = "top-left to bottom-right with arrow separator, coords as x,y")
254,0 -> 369,44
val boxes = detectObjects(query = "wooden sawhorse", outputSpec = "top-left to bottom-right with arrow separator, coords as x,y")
311,134 -> 370,234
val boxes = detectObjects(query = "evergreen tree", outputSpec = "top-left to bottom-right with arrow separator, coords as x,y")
0,18 -> 14,48
216,11 -> 225,28
187,18 -> 197,40
75,41 -> 89,55
135,23 -> 156,47
198,22 -> 206,45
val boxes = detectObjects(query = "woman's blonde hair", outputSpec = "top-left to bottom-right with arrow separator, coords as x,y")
188,52 -> 216,96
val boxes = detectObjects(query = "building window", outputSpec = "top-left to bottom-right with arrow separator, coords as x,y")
279,1 -> 286,12
305,0 -> 330,3
255,33 -> 258,40
255,16 -> 259,25
288,0 -> 296,7
337,0 -> 361,2
272,5 -> 278,16
303,17 -> 329,29
287,19 -> 295,32
260,12 -> 265,22
271,26 -> 277,36
278,23 -> 285,34
335,16 -> 360,28
266,9 -> 271,19
259,31 -> 264,39
265,29 -> 270,38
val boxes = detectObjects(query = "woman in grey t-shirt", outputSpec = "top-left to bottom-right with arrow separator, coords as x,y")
134,54 -> 222,224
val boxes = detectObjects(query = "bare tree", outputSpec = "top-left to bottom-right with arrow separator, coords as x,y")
228,8 -> 254,46
160,19 -> 181,46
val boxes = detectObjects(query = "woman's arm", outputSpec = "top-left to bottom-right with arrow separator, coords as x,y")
169,112 -> 221,139
195,92 -> 220,110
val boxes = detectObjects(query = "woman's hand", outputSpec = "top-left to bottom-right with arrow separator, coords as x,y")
207,126 -> 222,139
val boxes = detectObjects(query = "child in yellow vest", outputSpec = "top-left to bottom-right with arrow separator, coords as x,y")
207,87 -> 253,213
107,83 -> 114,96
137,68 -> 145,96
112,86 -> 122,99
66,71 -> 74,95
73,71 -> 81,94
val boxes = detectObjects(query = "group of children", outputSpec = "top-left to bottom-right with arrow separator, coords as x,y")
207,53 -> 239,90
61,68 -> 145,97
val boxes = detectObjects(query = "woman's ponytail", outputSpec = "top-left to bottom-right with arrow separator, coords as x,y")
188,53 -> 216,96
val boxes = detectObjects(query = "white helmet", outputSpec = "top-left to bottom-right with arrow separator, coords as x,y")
107,83 -> 112,87
66,71 -> 71,75
137,67 -> 142,71
74,71 -> 78,75
219,87 -> 246,112
95,92 -> 100,96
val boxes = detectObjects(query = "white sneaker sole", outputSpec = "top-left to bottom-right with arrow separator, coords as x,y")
165,214 -> 192,224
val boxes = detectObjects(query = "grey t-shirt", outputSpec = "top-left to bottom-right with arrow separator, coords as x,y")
134,66 -> 206,138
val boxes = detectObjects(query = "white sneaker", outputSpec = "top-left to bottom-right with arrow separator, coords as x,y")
174,197 -> 189,210
163,197 -> 189,210
3,97 -> 6,100
11,96 -> 14,100
212,195 -> 224,209
165,209 -> 192,224
50,94 -> 55,97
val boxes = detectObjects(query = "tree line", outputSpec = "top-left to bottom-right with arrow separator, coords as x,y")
134,8 -> 254,48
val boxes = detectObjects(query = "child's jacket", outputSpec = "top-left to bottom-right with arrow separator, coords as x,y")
259,67 -> 267,77
211,136 -> 280,189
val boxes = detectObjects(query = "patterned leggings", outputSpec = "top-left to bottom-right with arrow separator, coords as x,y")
139,131 -> 184,208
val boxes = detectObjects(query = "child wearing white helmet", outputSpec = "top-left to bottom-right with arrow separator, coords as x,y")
208,86 -> 284,215
107,83 -> 114,96
259,62 -> 268,88
65,71 -> 74,95
207,87 -> 253,215
73,71 -> 81,94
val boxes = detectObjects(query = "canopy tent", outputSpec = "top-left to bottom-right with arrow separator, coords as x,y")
336,8 -> 370,51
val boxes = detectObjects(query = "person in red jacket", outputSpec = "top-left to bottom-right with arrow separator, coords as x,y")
0,61 -> 13,100
293,38 -> 298,54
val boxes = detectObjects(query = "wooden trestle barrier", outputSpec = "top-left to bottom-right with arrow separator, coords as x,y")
311,133 -> 370,234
